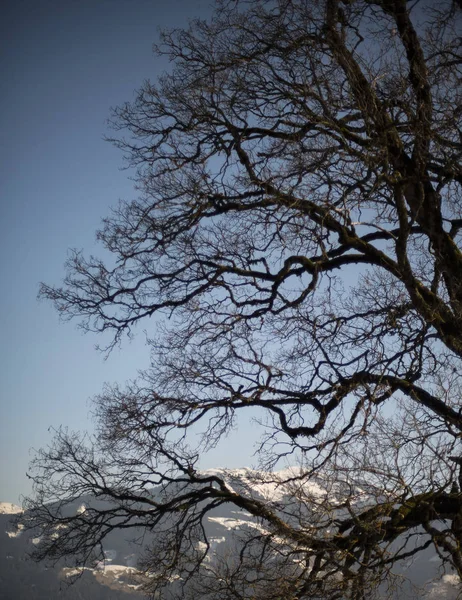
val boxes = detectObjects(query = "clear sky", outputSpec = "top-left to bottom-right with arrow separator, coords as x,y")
0,0 -> 261,505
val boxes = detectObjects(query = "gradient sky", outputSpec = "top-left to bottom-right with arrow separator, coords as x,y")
1,0 -> 263,505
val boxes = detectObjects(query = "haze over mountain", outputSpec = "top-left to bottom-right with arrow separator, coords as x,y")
1,468 -> 461,599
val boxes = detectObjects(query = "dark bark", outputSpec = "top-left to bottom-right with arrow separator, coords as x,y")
26,1 -> 462,598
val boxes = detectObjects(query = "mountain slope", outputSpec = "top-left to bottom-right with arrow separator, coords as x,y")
2,467 -> 462,599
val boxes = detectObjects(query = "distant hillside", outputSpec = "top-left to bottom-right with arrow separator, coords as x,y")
1,468 -> 461,599
0,504 -> 143,600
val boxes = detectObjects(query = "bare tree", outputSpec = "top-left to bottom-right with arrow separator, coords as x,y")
25,0 -> 462,598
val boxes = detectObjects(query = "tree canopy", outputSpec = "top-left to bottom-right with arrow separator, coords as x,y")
26,0 -> 462,598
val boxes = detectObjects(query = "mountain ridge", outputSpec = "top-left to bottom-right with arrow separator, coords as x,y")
1,467 -> 462,599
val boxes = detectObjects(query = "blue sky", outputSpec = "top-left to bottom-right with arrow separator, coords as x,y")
0,0 -> 261,505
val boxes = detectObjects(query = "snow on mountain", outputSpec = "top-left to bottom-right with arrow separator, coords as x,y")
208,515 -> 270,534
198,467 -> 462,599
0,502 -> 22,515
6,523 -> 24,538
2,467 -> 462,598
76,502 -> 87,514
63,563 -> 145,593
200,466 -> 325,502
426,574 -> 461,599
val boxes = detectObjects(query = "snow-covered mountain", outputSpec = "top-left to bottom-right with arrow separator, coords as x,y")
1,467 -> 461,599
0,503 -> 22,515
0,502 -> 140,600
